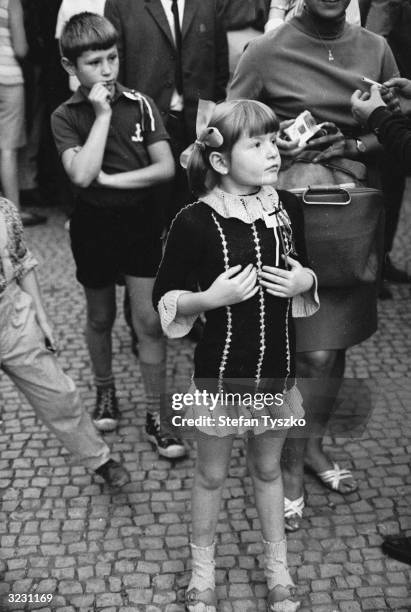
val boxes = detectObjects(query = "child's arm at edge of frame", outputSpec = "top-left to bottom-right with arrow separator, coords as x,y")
18,270 -> 57,351
96,140 -> 175,189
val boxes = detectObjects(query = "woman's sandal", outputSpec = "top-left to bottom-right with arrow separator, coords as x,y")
185,587 -> 217,611
284,496 -> 304,532
267,584 -> 301,611
307,462 -> 358,493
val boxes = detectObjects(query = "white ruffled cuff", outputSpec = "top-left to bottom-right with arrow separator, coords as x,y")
292,269 -> 320,318
157,290 -> 197,338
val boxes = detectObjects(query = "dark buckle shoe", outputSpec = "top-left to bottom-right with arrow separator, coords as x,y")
382,536 -> 411,565
145,413 -> 186,459
95,459 -> 129,488
92,385 -> 119,432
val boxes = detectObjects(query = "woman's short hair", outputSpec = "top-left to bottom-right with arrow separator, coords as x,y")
59,12 -> 118,64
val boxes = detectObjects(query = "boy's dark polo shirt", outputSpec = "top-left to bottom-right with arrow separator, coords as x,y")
51,83 -> 169,208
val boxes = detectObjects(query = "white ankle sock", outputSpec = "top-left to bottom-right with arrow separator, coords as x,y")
189,541 -> 216,592
263,538 -> 294,590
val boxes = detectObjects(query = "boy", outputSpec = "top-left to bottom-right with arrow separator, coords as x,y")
0,196 -> 128,488
51,12 -> 186,459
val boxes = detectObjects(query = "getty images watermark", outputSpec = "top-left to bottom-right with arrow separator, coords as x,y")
170,389 -> 306,429
164,378 -> 377,439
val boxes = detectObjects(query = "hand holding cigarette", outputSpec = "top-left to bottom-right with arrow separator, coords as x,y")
351,85 -> 386,124
361,77 -> 401,114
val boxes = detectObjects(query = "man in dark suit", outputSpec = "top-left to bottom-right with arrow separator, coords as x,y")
105,0 -> 229,222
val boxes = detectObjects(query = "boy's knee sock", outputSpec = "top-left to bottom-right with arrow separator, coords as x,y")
94,374 -> 115,388
140,360 -> 166,417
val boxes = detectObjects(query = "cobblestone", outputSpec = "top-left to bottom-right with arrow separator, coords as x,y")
0,185 -> 410,610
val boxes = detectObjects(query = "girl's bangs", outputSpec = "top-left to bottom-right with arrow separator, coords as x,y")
218,101 -> 279,146
241,103 -> 279,138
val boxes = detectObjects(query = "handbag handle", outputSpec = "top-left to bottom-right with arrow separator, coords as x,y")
302,186 -> 352,206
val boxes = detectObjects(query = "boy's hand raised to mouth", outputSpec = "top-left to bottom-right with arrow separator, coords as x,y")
88,82 -> 112,116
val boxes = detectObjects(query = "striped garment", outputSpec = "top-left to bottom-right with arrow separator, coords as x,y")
0,0 -> 24,85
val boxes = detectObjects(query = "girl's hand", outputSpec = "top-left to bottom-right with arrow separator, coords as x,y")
277,119 -> 307,159
204,264 -> 259,308
37,315 -> 58,353
258,256 -> 313,298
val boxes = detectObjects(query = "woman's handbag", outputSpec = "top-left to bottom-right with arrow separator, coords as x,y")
277,154 -> 385,288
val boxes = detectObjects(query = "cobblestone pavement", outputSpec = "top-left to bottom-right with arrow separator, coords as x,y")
1,184 -> 411,612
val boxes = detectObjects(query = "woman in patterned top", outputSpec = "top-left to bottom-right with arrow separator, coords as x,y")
153,100 -> 319,612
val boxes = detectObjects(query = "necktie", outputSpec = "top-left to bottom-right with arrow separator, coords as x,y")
171,0 -> 183,94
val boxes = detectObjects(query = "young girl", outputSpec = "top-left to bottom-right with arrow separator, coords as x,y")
0,197 -> 128,488
153,100 -> 319,612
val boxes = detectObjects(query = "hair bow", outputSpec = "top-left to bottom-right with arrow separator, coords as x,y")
180,100 -> 224,169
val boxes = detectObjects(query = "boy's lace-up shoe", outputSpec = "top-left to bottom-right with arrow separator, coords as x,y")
145,413 -> 186,459
92,385 -> 119,432
95,459 -> 129,488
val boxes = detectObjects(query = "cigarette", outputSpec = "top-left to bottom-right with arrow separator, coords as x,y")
362,76 -> 382,88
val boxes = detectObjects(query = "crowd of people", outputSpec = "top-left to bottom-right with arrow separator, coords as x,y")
1,0 -> 411,610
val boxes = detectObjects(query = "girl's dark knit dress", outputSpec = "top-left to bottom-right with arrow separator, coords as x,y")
153,186 -> 319,436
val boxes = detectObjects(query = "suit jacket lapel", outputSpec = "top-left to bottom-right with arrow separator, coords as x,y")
145,0 -> 175,47
182,0 -> 199,39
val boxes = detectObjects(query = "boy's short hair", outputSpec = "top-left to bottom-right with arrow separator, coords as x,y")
60,12 -> 118,64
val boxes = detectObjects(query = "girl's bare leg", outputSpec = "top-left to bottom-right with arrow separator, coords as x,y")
186,434 -> 234,610
248,430 -> 299,611
191,434 -> 234,546
247,430 -> 287,541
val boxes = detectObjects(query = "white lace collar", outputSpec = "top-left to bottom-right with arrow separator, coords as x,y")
201,185 -> 280,224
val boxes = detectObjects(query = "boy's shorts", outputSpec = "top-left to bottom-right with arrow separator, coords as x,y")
0,84 -> 26,149
70,202 -> 163,289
